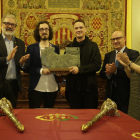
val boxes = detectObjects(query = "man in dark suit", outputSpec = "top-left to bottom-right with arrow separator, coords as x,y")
0,14 -> 29,108
100,31 -> 139,114
65,20 -> 101,109
23,21 -> 59,108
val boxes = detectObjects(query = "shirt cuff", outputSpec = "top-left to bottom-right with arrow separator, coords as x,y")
106,74 -> 111,79
20,63 -> 25,68
40,68 -> 43,75
6,57 -> 9,64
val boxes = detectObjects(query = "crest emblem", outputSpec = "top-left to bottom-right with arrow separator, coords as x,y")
36,113 -> 78,121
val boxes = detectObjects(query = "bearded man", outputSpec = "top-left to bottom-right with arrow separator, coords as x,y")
22,21 -> 59,108
0,14 -> 29,108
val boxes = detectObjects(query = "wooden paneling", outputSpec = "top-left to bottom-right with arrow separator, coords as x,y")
17,72 -> 106,109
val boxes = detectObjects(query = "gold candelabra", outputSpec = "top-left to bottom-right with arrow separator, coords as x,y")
0,97 -> 24,132
81,98 -> 120,132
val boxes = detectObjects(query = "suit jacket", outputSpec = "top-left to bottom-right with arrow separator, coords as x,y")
0,34 -> 25,92
23,42 -> 59,92
100,47 -> 139,113
65,36 -> 101,106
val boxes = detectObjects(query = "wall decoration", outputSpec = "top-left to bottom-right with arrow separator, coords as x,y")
2,0 -> 126,60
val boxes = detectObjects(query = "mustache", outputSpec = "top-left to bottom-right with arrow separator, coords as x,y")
42,33 -> 48,35
6,28 -> 14,31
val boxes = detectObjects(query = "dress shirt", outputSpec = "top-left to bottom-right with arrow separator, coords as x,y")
34,43 -> 58,92
2,33 -> 16,80
106,46 -> 126,79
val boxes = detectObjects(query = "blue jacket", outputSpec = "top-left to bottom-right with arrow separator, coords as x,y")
24,42 -> 59,92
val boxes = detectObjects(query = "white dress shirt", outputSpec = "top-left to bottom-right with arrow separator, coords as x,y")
34,44 -> 58,92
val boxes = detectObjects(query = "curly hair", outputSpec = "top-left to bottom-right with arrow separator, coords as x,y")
34,21 -> 53,42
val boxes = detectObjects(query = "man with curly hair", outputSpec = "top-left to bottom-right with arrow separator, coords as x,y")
23,21 -> 59,108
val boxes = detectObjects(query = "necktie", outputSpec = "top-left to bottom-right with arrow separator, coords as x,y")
115,51 -> 119,67
113,51 -> 119,87
115,60 -> 119,67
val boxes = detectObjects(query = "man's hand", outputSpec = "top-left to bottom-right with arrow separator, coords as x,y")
69,66 -> 79,74
19,54 -> 30,65
105,63 -> 117,76
111,63 -> 117,73
42,68 -> 50,75
117,52 -> 131,65
105,64 -> 112,76
116,52 -> 128,67
7,46 -> 18,61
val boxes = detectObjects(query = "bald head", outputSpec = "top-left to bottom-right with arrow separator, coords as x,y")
112,31 -> 124,38
111,31 -> 126,51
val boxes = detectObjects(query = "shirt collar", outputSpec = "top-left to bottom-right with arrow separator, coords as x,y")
116,46 -> 126,53
39,42 -> 52,49
2,33 -> 15,41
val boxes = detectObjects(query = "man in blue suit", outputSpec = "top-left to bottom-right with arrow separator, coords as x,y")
23,21 -> 59,108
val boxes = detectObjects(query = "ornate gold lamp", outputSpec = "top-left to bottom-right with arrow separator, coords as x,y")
81,98 -> 120,132
0,97 -> 24,132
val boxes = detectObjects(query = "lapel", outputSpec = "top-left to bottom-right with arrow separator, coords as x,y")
123,47 -> 128,54
14,37 -> 19,64
36,42 -> 40,57
0,34 -> 7,56
110,50 -> 116,63
36,43 -> 42,65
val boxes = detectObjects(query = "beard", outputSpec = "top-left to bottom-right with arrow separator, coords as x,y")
41,33 -> 49,41
41,37 -> 48,41
2,27 -> 15,36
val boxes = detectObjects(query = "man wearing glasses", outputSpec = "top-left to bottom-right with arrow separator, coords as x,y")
0,14 -> 29,108
100,31 -> 139,114
22,21 -> 59,108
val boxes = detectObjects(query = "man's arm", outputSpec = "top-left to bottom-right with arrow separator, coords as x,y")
78,43 -> 101,74
19,54 -> 30,66
116,50 -> 139,78
100,53 -> 109,80
0,46 -> 18,67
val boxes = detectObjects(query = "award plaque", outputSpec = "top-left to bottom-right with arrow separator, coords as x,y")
41,47 -> 80,71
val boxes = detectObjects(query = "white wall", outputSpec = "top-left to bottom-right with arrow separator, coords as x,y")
132,0 -> 140,52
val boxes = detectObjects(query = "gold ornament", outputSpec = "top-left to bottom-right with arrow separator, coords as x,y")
81,98 -> 120,132
0,97 -> 24,132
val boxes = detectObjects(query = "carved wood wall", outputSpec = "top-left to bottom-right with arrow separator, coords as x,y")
17,72 -> 106,109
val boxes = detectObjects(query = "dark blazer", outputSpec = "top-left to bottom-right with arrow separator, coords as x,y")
23,42 -> 59,92
100,47 -> 139,113
0,34 -> 25,92
66,36 -> 101,107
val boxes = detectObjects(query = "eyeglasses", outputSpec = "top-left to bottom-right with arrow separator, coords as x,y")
39,28 -> 49,32
2,22 -> 17,27
110,37 -> 123,42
